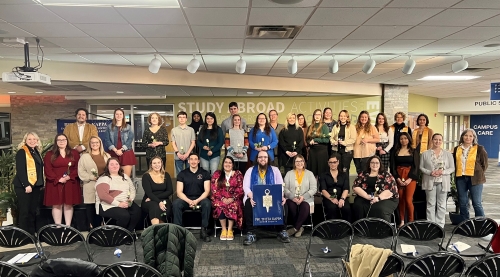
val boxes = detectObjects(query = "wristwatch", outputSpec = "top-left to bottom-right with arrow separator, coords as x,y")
340,197 -> 345,201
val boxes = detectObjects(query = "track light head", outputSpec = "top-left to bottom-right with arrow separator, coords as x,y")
187,54 -> 200,74
288,57 -> 297,74
402,56 -> 416,75
235,56 -> 246,74
328,57 -> 339,74
451,57 -> 468,73
148,54 -> 161,74
362,57 -> 376,74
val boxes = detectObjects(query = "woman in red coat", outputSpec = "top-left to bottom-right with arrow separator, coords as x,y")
44,134 -> 81,226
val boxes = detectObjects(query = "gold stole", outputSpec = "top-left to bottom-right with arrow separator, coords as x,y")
22,145 -> 37,185
412,127 -> 429,153
455,145 -> 477,176
390,125 -> 408,133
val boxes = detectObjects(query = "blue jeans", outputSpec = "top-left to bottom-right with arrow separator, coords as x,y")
456,176 -> 484,221
175,159 -> 189,176
200,157 -> 220,175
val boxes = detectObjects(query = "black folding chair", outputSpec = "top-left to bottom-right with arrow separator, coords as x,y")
36,224 -> 91,261
86,225 -> 137,266
395,220 -> 445,259
0,226 -> 42,267
0,261 -> 29,277
444,217 -> 498,260
352,218 -> 396,250
303,219 -> 354,277
465,254 -> 500,277
379,254 -> 404,277
402,251 -> 466,277
101,262 -> 162,277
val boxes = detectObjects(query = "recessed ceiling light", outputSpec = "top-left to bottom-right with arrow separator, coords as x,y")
247,91 -> 254,94
7,91 -> 16,94
481,89 -> 490,92
133,106 -> 137,109
417,76 -> 481,81
117,91 -> 124,94
484,43 -> 500,48
35,91 -> 43,94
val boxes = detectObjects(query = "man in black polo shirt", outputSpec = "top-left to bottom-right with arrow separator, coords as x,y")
172,153 -> 212,242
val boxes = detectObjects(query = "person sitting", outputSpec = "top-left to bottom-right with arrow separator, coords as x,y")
242,151 -> 290,245
352,156 -> 399,222
319,153 -> 352,222
210,156 -> 244,241
283,155 -> 316,238
172,153 -> 212,242
141,157 -> 174,225
95,158 -> 141,232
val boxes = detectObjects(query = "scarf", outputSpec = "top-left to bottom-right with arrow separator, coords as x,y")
412,127 -> 429,153
455,145 -> 477,176
390,123 -> 408,134
250,165 -> 275,191
22,145 -> 37,186
188,111 -> 203,133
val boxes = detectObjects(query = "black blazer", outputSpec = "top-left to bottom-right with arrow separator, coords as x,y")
13,147 -> 44,188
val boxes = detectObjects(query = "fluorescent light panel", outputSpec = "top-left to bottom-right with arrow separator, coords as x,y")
418,76 -> 481,81
36,0 -> 179,7
65,95 -> 166,100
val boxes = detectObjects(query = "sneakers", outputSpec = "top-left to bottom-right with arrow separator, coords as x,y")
243,232 -> 257,246
294,227 -> 304,238
278,230 -> 291,243
227,230 -> 234,241
220,229 -> 227,241
287,227 -> 298,237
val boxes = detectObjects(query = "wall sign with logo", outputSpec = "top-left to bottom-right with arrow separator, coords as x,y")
470,115 -> 500,159
491,82 -> 500,100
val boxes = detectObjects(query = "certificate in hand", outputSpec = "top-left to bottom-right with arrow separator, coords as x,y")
252,184 -> 284,226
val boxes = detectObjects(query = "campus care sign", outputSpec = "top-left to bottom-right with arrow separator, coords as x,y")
470,115 -> 500,159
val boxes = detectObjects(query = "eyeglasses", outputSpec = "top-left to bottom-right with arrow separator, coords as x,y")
57,139 -> 67,142
328,161 -> 339,164
257,156 -> 267,159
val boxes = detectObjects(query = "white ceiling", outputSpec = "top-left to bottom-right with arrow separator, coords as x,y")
1,0 -> 500,98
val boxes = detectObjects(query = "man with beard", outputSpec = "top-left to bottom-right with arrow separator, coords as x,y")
63,108 -> 98,153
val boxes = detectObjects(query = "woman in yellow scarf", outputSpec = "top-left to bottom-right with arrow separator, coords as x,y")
453,129 -> 488,222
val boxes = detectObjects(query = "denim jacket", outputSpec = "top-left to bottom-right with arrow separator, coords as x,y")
104,124 -> 134,151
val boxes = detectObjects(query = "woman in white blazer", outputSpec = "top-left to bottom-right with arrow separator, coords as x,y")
283,154 -> 317,238
419,133 -> 454,228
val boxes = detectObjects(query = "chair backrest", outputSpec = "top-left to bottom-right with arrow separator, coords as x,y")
397,220 -> 445,247
101,262 -> 162,277
379,254 -> 404,277
445,217 -> 498,250
402,252 -> 466,277
0,261 -> 29,277
352,218 -> 396,250
86,225 -> 137,262
465,254 -> 500,277
37,224 -> 91,261
0,226 -> 39,250
311,219 -> 354,241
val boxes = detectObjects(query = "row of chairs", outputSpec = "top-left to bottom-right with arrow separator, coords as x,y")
304,217 -> 498,276
0,261 -> 162,277
0,224 -> 138,267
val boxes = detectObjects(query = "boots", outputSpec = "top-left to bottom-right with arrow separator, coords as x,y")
201,227 -> 211,242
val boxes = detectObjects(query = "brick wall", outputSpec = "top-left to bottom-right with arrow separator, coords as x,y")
383,84 -> 409,122
11,95 -> 85,144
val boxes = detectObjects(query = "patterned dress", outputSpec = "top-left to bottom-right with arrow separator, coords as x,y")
210,170 -> 244,229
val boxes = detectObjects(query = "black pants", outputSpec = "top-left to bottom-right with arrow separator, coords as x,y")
322,197 -> 352,222
353,157 -> 370,174
15,186 -> 42,235
99,203 -> 142,232
85,204 -> 102,229
352,196 -> 398,222
333,150 -> 353,175
141,199 -> 172,222
244,198 -> 287,232
234,161 -> 247,174
146,157 -> 167,170
172,198 -> 211,228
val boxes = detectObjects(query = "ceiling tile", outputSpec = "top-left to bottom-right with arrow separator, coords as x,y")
180,86 -> 213,96
191,25 -> 245,39
240,55 -> 280,67
78,54 -> 133,65
421,9 -> 500,27
285,39 -> 339,53
12,23 -> 88,37
387,0 -> 461,8
0,4 -> 64,23
210,88 -> 238,96
134,24 -> 192,38
244,39 -> 291,50
444,27 -> 500,40
43,54 -> 94,63
368,39 -> 435,53
296,26 -> 358,40
45,37 -> 105,48
273,55 -> 319,69
96,37 -> 151,48
453,0 -> 500,8
65,48 -> 112,53
476,15 -> 500,27
409,40 -> 481,54
249,8 -> 314,25
202,55 -> 239,69
306,55 -> 359,68
326,40 -> 387,54
115,7 -> 186,25
345,26 -> 413,39
320,0 -> 390,8
180,0 -> 249,8
184,8 -> 247,25
34,47 -> 70,54
395,26 -> 465,40
0,23 -> 35,37
307,8 -> 380,26
121,54 -> 162,66
161,54 -> 206,70
364,8 -> 443,26
145,38 -> 198,50
75,23 -> 141,38
197,39 -> 243,49
110,47 -> 156,53
252,0 -> 320,7
46,6 -> 127,24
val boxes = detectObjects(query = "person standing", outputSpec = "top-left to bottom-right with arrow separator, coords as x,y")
323,107 -> 336,158
375,113 -> 394,171
390,112 -> 412,152
248,113 -> 278,162
172,153 -> 212,242
14,132 -> 44,235
142,112 -> 169,167
171,111 -> 196,176
330,110 -> 356,174
63,108 -> 98,154
189,111 -> 203,154
453,129 -> 488,222
221,102 -> 247,134
412,113 -> 434,173
297,114 -> 308,161
306,109 -> 330,177
225,114 -> 249,172
269,109 -> 284,167
353,111 -> 379,174
278,113 -> 304,172
104,108 -> 136,177
197,112 -> 224,174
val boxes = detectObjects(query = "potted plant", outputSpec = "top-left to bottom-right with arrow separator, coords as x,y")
448,173 -> 462,225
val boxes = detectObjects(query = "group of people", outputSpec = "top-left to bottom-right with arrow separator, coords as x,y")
13,103 -> 488,247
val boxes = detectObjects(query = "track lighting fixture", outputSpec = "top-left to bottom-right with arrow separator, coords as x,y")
235,55 -> 246,74
187,54 -> 200,74
328,55 -> 339,74
148,54 -> 161,74
451,56 -> 468,73
288,56 -> 297,74
362,56 -> 376,74
402,56 -> 416,75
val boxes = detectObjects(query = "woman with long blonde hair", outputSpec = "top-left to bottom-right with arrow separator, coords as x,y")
141,156 -> 173,225
353,110 -> 380,174
306,109 -> 330,176
330,110 -> 356,174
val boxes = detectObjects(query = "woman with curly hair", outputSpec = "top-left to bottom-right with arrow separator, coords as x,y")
353,110 -> 380,174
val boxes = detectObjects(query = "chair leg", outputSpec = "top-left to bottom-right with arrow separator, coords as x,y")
302,254 -> 310,277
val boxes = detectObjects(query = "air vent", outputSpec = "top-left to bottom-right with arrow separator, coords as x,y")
247,25 -> 301,39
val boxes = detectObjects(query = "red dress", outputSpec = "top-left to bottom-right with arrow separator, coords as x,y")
108,129 -> 137,166
43,150 -> 81,206
210,170 -> 244,229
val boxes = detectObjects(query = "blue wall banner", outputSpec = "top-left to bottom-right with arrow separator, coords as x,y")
470,115 -> 500,159
491,83 -> 500,100
56,119 -> 112,143
252,184 -> 284,226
